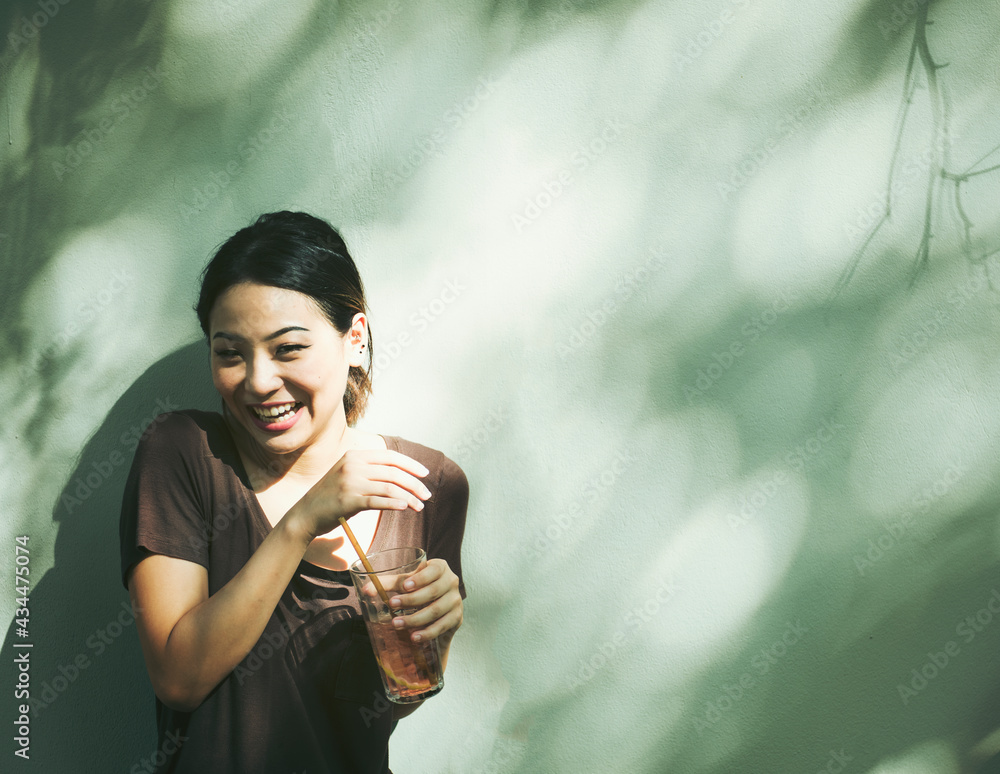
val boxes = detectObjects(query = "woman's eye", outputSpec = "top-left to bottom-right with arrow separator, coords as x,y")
213,349 -> 242,360
277,344 -> 308,356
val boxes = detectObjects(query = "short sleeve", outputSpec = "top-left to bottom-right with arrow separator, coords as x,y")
119,412 -> 212,588
426,455 -> 469,599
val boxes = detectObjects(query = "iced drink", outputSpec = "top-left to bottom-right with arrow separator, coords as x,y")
350,548 -> 445,704
365,615 -> 443,700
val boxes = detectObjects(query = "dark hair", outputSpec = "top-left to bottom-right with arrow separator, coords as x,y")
196,211 -> 373,425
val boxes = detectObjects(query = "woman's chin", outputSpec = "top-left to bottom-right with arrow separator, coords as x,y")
232,414 -> 303,454
251,430 -> 305,454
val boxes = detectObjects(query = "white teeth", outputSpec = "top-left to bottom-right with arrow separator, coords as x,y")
252,402 -> 297,420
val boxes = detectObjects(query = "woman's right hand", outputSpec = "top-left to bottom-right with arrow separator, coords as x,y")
291,449 -> 432,540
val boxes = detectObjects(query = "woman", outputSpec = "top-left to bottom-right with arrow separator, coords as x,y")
119,211 -> 468,773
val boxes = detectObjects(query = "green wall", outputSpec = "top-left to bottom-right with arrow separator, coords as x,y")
3,0 -> 1000,771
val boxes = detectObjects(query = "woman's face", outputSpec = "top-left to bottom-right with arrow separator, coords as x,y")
208,282 -> 365,457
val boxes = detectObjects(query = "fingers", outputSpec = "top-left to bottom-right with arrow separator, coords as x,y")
345,449 -> 430,479
390,559 -> 446,604
339,452 -> 432,512
394,589 -> 463,642
310,451 -> 432,530
353,482 -> 424,514
355,495 -> 412,513
367,467 -> 432,511
388,559 -> 462,641
340,480 -> 425,517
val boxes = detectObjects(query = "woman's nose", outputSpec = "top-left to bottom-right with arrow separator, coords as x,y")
245,354 -> 282,396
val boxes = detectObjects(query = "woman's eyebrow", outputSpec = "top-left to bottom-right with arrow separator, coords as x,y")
212,326 -> 310,342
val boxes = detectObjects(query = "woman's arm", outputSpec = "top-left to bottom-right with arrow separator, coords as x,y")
129,449 -> 431,712
128,515 -> 312,711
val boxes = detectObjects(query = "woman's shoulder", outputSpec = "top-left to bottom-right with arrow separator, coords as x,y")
382,435 -> 468,493
132,409 -> 229,456
382,434 -> 445,467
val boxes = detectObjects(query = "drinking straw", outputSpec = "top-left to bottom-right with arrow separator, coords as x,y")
342,517 -> 434,680
339,516 -> 392,606
340,516 -> 430,674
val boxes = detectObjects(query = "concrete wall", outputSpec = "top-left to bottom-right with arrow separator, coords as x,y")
2,0 -> 1000,771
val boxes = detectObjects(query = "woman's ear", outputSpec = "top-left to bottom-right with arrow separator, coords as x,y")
347,313 -> 368,367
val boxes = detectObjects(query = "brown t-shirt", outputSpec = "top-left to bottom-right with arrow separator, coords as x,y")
119,410 -> 468,774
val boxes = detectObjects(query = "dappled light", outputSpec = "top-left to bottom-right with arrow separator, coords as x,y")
3,0 -> 1000,771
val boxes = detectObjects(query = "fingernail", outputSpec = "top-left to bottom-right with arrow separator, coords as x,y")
415,501 -> 424,511
412,633 -> 422,642
393,618 -> 405,628
404,580 -> 414,590
390,597 -> 401,607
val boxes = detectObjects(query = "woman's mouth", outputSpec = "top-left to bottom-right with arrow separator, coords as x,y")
248,402 -> 303,432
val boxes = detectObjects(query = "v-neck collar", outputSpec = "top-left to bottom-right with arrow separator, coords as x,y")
222,424 -> 396,571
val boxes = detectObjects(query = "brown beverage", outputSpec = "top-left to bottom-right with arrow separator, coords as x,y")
350,548 -> 445,704
365,615 -> 443,701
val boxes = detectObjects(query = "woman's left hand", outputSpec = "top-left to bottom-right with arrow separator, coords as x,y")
389,558 -> 463,644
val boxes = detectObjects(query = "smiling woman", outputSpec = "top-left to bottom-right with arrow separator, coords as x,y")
118,211 -> 469,774
207,283 -> 362,471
